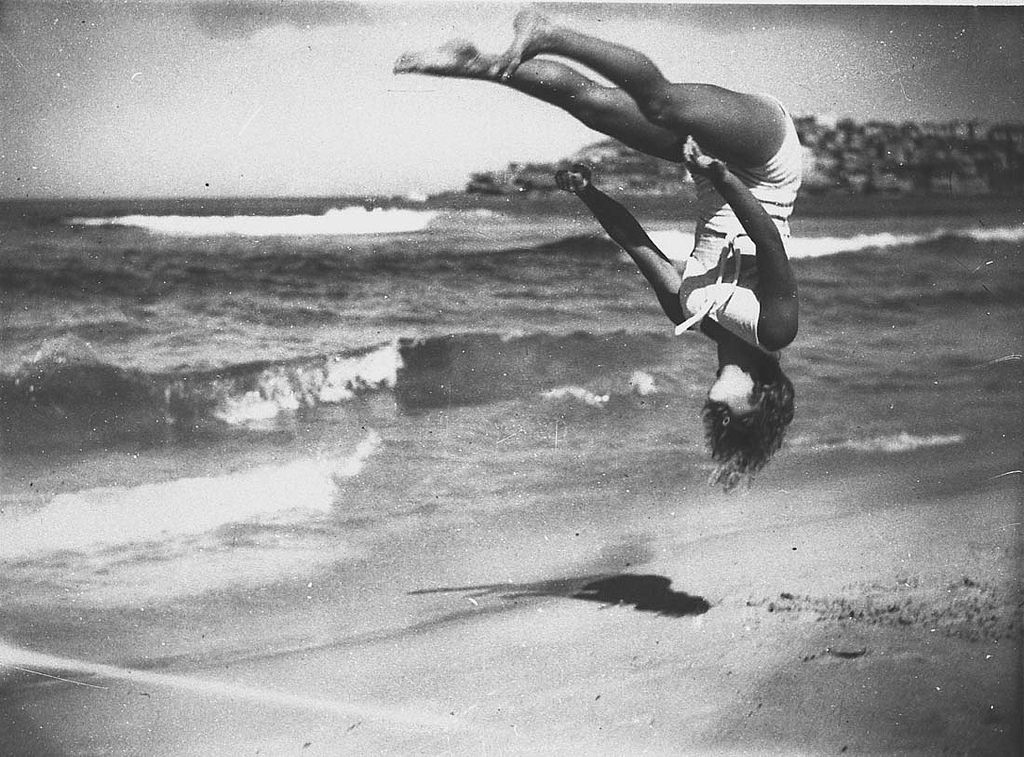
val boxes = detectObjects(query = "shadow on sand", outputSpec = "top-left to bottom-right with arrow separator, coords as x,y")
411,573 -> 710,618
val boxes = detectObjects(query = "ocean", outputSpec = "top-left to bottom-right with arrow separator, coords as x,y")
1,193 -> 1021,675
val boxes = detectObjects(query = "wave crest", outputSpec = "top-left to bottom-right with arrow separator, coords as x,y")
0,438 -> 379,560
67,205 -> 439,237
204,346 -> 403,426
797,432 -> 966,454
1,339 -> 404,449
646,224 -> 1024,261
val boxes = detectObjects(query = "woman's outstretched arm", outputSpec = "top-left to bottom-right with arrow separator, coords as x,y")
556,165 -> 684,324
683,139 -> 798,350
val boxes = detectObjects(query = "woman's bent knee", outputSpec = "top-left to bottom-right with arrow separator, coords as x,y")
638,85 -> 684,129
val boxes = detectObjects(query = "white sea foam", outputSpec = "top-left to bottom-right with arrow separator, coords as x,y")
963,225 -> 1024,243
784,232 -> 939,259
628,370 -> 659,396
215,390 -> 289,425
541,373 -> 658,406
799,432 -> 965,454
68,205 -> 438,237
646,224 -> 1024,262
0,432 -> 381,561
214,343 -> 403,426
541,386 -> 610,407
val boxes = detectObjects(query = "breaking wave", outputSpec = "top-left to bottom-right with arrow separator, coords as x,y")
797,432 -> 966,454
1,331 -> 978,461
646,223 -> 1024,262
1,331 -> 673,450
0,433 -> 380,561
0,337 -> 403,449
67,205 -> 439,237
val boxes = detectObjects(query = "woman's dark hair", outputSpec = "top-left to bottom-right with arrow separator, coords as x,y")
702,356 -> 795,492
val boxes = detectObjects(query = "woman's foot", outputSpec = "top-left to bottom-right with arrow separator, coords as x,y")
497,9 -> 556,81
393,40 -> 503,79
554,164 -> 592,194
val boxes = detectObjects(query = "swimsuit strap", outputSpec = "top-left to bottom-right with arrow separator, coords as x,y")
674,233 -> 745,336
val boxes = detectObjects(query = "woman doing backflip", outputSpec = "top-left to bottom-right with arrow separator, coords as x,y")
395,10 -> 802,489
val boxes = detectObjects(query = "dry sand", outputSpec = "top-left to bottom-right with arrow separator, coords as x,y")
2,443 -> 1020,756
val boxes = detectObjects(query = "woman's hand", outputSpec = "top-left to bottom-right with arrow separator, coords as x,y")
682,137 -> 728,181
555,163 -> 592,194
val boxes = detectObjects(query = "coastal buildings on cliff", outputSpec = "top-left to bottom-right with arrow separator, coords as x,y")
465,116 -> 1024,197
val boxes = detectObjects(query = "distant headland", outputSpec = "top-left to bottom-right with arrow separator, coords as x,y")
460,116 -> 1024,198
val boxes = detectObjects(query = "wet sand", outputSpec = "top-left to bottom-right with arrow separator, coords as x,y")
2,437 -> 1019,756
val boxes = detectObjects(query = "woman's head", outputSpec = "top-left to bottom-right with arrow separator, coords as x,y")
702,357 -> 795,492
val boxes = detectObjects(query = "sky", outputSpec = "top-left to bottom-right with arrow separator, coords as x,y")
2,1 -> 1023,199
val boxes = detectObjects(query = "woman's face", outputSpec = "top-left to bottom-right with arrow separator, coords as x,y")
708,364 -> 758,416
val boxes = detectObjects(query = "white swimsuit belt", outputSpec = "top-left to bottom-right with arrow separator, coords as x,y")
674,233 -> 744,336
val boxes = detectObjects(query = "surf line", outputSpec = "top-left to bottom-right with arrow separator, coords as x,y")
0,640 -> 469,733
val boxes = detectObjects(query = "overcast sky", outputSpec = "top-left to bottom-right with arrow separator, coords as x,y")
2,2 -> 1022,199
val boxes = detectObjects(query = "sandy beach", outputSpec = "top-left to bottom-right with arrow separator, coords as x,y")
3,433 -> 1019,756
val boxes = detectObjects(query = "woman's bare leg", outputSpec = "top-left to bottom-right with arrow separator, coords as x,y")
557,165 -> 684,323
506,60 -> 688,160
395,41 -> 683,160
501,10 -> 788,167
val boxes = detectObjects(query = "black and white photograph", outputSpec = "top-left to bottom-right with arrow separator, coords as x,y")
1,2 -> 1021,754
